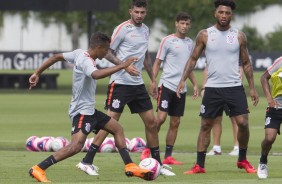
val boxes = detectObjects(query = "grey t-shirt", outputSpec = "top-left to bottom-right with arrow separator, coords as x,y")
109,20 -> 150,85
63,49 -> 98,120
156,34 -> 193,92
205,26 -> 242,88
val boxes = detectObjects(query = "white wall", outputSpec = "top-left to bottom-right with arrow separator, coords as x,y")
0,4 -> 281,52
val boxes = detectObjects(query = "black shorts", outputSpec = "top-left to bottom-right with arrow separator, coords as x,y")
71,109 -> 111,135
223,104 -> 230,116
105,83 -> 153,114
157,85 -> 186,116
200,86 -> 249,118
265,107 -> 282,135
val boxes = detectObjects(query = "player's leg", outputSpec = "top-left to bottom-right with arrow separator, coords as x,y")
162,88 -> 185,164
102,117 -> 153,180
228,116 -> 239,156
184,87 -> 224,174
207,116 -> 222,155
228,86 -> 256,173
258,108 -> 281,179
78,83 -> 125,173
29,125 -> 87,182
257,128 -> 277,179
184,117 -> 214,174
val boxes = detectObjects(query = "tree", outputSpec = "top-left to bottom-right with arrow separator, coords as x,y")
265,26 -> 282,51
241,25 -> 266,51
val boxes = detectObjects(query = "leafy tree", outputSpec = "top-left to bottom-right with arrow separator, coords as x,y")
265,26 -> 282,51
241,25 -> 266,51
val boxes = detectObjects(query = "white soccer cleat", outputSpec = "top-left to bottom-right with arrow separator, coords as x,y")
257,163 -> 268,179
228,148 -> 239,156
76,162 -> 99,176
159,164 -> 176,176
206,148 -> 222,156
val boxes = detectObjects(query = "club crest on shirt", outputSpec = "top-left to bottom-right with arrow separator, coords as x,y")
143,31 -> 149,40
226,34 -> 235,44
112,99 -> 121,109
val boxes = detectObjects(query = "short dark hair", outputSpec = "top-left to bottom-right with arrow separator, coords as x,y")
176,12 -> 192,22
131,0 -> 147,8
89,32 -> 110,49
214,0 -> 236,10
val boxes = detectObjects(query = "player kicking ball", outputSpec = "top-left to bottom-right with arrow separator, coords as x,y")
28,32 -> 153,182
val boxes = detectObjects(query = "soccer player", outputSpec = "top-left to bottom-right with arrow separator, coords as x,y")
177,0 -> 259,174
28,32 -> 154,182
77,0 -> 175,176
205,65 -> 243,156
257,56 -> 282,179
140,12 -> 198,165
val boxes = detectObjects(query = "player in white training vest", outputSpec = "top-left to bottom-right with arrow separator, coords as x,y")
177,0 -> 259,174
28,32 -> 154,182
140,12 -> 198,165
78,0 -> 175,177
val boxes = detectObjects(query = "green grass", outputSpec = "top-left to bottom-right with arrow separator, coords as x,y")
0,70 -> 282,183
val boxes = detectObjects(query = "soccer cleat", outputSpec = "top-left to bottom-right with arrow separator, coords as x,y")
206,148 -> 222,156
257,163 -> 268,179
237,160 -> 257,173
159,164 -> 176,176
228,148 -> 239,156
76,162 -> 99,176
183,164 -> 206,174
125,163 -> 153,180
29,165 -> 51,182
162,156 -> 183,165
140,147 -> 150,161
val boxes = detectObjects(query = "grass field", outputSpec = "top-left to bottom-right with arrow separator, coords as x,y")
1,70 -> 282,183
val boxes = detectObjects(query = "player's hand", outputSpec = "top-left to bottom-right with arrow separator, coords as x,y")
29,73 -> 39,90
200,88 -> 205,98
192,85 -> 198,100
250,88 -> 259,106
124,58 -> 140,76
150,81 -> 157,99
268,99 -> 280,109
176,80 -> 185,98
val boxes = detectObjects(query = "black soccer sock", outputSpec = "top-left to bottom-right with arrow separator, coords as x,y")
259,154 -> 268,164
238,148 -> 247,162
38,155 -> 57,170
196,151 -> 206,168
150,147 -> 162,165
118,147 -> 133,165
164,145 -> 173,158
82,143 -> 99,164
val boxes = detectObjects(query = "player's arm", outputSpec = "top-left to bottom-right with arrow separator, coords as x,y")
144,51 -> 154,81
150,58 -> 162,99
260,70 -> 276,107
188,71 -> 198,99
239,31 -> 259,106
104,49 -> 139,76
29,54 -> 65,89
92,57 -> 138,79
176,29 -> 206,98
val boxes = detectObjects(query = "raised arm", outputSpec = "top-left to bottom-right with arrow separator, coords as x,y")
176,29 -> 207,98
29,54 -> 65,89
239,31 -> 259,106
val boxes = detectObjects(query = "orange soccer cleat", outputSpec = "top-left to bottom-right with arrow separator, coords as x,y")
29,165 -> 51,182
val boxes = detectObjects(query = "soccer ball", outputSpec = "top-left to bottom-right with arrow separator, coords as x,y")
115,137 -> 131,152
51,137 -> 68,152
37,136 -> 52,152
82,137 -> 94,152
99,137 -> 115,153
25,136 -> 39,151
139,158 -> 160,180
128,137 -> 146,152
